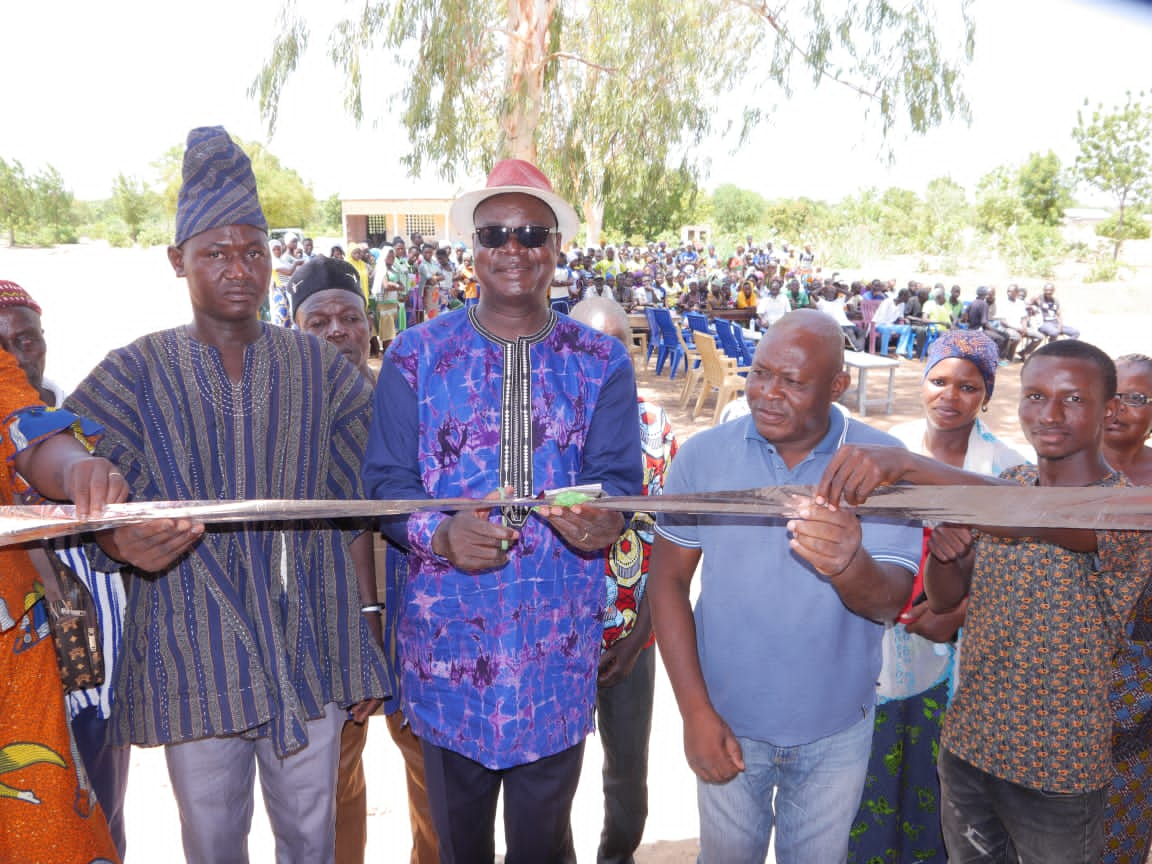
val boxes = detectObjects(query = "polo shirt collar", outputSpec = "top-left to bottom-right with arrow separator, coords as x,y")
742,403 -> 848,456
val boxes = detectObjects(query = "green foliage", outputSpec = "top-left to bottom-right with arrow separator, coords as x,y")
0,158 -> 77,246
113,173 -> 156,243
974,157 -> 1071,276
735,0 -> 974,144
316,193 -> 344,233
253,0 -> 974,244
1074,90 -> 1152,260
999,221 -> 1065,278
246,141 -> 317,229
136,223 -> 174,248
710,184 -> 767,235
1096,211 -> 1151,242
1018,150 -> 1072,226
603,164 -> 700,240
763,197 -> 831,244
153,144 -> 184,218
876,187 -> 922,254
1084,257 -> 1119,283
0,157 -> 31,245
920,176 -> 968,255
974,165 -> 1028,235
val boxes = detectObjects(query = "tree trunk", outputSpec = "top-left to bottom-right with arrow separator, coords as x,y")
501,0 -> 557,162
1113,204 -> 1126,262
581,196 -> 604,248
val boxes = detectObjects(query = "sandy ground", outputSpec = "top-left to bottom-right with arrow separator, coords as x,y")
1,240 -> 1149,862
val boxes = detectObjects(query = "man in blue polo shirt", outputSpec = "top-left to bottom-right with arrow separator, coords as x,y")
648,309 -> 921,863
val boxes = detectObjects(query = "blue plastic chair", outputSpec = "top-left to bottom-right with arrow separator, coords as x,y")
918,322 -> 948,359
653,308 -> 691,378
685,311 -> 712,336
644,308 -> 662,367
713,318 -> 753,368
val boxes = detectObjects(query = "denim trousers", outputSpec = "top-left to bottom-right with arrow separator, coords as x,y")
697,706 -> 874,864
874,323 -> 914,357
938,748 -> 1105,864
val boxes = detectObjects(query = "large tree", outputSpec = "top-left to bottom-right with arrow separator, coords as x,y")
0,158 -> 31,246
0,158 -> 76,246
252,0 -> 973,244
32,165 -> 75,243
1017,150 -> 1072,227
1073,91 -> 1152,260
919,175 -> 968,255
711,184 -> 767,235
603,163 -> 700,241
113,173 -> 155,244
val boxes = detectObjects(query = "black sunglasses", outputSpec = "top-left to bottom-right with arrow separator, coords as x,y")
474,225 -> 553,249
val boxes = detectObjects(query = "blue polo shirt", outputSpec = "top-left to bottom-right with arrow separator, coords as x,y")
656,410 -> 920,746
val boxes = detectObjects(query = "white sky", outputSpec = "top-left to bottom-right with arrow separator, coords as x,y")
1,0 -> 1149,204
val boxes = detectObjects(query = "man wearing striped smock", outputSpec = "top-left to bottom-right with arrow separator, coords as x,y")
66,127 -> 390,864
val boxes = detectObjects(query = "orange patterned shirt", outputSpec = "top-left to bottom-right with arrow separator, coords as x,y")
942,465 -> 1152,793
0,350 -> 44,629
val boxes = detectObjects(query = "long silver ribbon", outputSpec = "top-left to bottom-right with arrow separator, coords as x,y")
2,484 -> 1151,547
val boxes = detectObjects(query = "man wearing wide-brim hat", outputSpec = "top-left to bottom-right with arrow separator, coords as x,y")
363,159 -> 642,861
67,126 -> 390,864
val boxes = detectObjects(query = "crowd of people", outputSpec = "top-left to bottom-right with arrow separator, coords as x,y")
1,125 -> 1148,864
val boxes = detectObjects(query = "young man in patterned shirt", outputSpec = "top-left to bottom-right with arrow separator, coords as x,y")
818,339 -> 1152,863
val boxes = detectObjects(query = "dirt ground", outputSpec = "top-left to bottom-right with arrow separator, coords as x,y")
0,240 -> 1148,862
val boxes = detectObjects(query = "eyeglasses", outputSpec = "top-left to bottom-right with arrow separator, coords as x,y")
474,225 -> 553,249
1117,392 -> 1152,407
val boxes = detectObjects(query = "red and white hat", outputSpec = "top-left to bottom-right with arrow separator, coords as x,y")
449,159 -> 580,243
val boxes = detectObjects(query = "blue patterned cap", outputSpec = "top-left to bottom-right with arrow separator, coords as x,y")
174,126 -> 267,246
924,328 -> 1000,399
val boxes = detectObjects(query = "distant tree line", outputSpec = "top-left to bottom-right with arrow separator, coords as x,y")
2,93 -> 1149,277
0,135 -> 341,249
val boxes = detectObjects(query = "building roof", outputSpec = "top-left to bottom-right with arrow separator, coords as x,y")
1063,207 -> 1111,221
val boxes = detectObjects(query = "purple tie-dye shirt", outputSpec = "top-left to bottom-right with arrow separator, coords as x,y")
364,307 -> 641,768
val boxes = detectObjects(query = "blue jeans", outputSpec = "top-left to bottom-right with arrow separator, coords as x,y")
874,323 -> 914,357
697,707 -> 873,864
938,748 -> 1105,863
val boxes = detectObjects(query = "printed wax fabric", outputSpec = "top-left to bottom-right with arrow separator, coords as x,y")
0,349 -> 118,863
364,307 -> 641,769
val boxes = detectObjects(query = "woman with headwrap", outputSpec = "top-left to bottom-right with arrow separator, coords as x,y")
1102,354 -> 1152,864
848,329 -> 1028,864
734,278 -> 757,310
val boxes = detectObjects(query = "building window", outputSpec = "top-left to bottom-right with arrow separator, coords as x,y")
404,214 -> 437,241
367,215 -> 389,236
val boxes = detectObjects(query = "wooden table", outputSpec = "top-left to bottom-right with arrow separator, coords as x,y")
842,351 -> 900,417
712,308 -> 756,325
